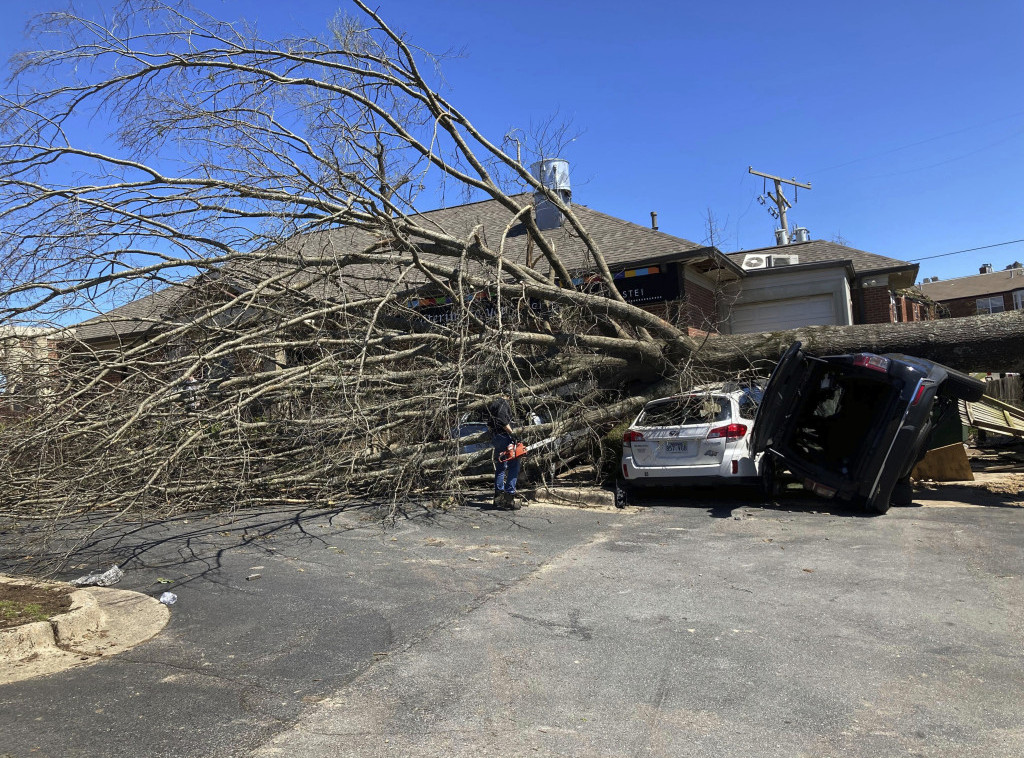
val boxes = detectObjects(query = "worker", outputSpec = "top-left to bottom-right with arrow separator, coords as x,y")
485,390 -> 521,510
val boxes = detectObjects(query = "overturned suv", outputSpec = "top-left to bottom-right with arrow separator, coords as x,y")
753,342 -> 985,514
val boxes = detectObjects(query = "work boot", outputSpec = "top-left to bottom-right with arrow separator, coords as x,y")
493,491 -> 505,509
502,491 -> 521,510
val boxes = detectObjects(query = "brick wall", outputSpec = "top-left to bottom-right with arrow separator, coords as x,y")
636,281 -> 720,333
944,293 -> 1012,318
859,285 -> 895,324
683,281 -> 718,331
895,294 -> 933,322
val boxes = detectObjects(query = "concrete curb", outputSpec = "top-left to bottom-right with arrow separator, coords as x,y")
52,589 -> 103,645
1,575 -> 170,686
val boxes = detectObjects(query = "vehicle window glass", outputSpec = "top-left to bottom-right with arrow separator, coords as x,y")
638,396 -> 728,426
738,388 -> 763,420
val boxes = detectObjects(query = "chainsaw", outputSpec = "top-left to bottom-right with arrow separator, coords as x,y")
498,435 -> 559,463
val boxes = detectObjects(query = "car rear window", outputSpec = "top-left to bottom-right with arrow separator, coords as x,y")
637,396 -> 729,427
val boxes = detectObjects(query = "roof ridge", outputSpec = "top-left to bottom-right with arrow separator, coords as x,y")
920,268 -> 1014,284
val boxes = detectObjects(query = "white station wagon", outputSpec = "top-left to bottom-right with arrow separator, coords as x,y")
617,386 -> 762,505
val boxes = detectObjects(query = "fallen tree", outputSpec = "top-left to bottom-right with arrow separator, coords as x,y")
0,1 -> 1014,520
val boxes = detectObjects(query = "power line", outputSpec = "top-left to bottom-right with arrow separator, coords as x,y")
909,238 -> 1024,262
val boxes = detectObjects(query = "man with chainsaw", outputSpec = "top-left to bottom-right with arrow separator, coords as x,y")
485,391 -> 523,510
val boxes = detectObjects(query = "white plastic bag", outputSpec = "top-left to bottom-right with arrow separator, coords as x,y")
70,564 -> 124,587
159,592 -> 177,605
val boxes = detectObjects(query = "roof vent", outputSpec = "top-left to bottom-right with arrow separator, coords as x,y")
792,227 -> 810,243
981,263 -> 993,274
531,158 -> 571,231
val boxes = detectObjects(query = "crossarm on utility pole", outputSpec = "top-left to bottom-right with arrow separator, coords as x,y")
749,167 -> 812,238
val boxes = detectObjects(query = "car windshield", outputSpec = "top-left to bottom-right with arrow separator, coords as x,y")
789,366 -> 898,475
637,395 -> 729,427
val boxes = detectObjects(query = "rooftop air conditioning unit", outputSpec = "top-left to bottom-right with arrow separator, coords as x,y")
772,254 -> 800,266
741,254 -> 770,270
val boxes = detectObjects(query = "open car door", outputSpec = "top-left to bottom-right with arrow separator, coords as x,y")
750,341 -> 807,457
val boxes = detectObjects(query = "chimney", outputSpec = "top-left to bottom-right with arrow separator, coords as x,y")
530,159 -> 571,231
980,263 -> 993,274
650,211 -> 658,231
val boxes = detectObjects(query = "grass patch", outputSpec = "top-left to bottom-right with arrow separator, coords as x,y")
0,583 -> 72,630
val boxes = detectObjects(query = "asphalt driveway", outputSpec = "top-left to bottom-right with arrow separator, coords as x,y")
1,488 -> 1022,757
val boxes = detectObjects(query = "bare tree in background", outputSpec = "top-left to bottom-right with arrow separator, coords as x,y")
0,1 -> 1020,521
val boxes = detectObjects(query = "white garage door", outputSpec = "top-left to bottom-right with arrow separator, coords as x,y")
730,294 -> 837,333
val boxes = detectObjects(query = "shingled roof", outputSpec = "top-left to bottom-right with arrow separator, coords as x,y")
726,239 -> 915,277
72,196 -> 717,343
918,266 -> 1024,302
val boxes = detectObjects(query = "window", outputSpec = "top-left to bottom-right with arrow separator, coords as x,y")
977,296 -> 1006,315
1014,291 -> 1024,311
638,396 -> 728,427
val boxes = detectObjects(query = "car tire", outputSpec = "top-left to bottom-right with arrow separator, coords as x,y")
614,479 -> 631,509
862,491 -> 891,515
890,478 -> 914,507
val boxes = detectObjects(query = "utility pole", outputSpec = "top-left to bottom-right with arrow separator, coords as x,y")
748,167 -> 811,243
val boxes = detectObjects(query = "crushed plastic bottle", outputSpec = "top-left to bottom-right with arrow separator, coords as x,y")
159,592 -> 177,605
70,564 -> 124,587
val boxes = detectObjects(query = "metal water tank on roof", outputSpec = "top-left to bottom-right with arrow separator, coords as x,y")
531,159 -> 571,193
531,158 -> 572,231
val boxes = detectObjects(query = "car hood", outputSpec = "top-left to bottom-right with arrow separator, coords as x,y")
750,341 -> 807,455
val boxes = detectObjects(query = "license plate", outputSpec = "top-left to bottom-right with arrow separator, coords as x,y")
665,441 -> 690,454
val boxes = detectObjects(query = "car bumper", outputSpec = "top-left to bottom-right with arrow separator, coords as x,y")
622,454 -> 759,483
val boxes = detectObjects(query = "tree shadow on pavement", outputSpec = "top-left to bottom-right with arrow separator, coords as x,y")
0,498 -> 424,580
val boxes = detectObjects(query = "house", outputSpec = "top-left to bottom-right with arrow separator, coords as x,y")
68,162 -> 928,356
917,262 -> 1024,318
719,240 -> 930,333
69,192 -> 745,357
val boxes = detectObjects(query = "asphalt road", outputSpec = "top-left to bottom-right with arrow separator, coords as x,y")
1,488 -> 1022,758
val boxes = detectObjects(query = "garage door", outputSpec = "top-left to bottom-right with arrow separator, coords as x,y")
729,294 -> 837,333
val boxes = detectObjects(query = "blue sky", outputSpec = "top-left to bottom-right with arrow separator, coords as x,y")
2,0 -> 1021,283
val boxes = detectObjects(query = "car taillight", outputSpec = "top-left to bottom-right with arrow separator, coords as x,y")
707,423 -> 747,441
853,353 -> 890,373
623,463 -> 629,479
623,430 -> 644,447
910,381 -> 926,405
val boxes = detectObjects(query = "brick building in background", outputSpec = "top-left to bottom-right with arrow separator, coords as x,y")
918,262 -> 1024,318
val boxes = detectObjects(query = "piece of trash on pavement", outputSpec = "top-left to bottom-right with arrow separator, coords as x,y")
156,578 -> 173,584
246,573 -> 262,581
159,592 -> 177,605
71,565 -> 124,587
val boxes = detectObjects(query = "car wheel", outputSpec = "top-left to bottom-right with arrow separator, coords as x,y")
614,479 -> 631,509
890,478 -> 914,507
862,492 -> 891,515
